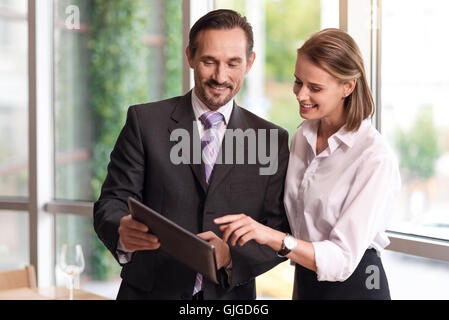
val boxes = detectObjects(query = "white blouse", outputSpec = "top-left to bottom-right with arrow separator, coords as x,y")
284,119 -> 401,282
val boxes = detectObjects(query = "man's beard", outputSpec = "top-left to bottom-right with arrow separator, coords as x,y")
198,79 -> 235,109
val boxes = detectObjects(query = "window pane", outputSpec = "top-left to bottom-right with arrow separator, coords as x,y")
53,0 -> 182,297
382,0 -> 449,241
0,1 -> 28,197
0,211 -> 29,271
382,250 -> 449,299
55,214 -> 120,299
214,0 -> 339,299
0,0 -> 26,14
53,0 -> 92,201
214,0 -> 339,141
53,0 -> 182,201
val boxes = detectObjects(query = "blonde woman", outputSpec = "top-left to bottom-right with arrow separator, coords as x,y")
215,28 -> 401,299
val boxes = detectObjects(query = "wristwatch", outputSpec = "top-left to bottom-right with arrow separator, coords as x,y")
277,234 -> 298,257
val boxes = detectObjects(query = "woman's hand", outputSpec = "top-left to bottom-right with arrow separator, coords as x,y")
214,214 -> 284,250
215,215 -> 318,273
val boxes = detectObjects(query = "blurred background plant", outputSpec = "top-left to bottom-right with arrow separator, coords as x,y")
87,0 -> 150,280
394,105 -> 442,220
54,0 -> 182,281
395,105 -> 441,181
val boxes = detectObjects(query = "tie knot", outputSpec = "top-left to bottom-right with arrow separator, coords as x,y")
199,111 -> 224,129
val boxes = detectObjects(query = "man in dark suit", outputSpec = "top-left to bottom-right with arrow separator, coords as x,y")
93,9 -> 290,300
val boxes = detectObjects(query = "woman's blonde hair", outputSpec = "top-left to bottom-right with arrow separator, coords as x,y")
297,28 -> 374,131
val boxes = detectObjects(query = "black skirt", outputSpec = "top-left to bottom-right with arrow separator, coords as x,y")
295,248 -> 391,300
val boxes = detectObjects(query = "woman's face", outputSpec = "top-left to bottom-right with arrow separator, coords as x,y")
293,53 -> 354,126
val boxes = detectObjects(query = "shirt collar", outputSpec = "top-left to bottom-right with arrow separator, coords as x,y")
191,88 -> 233,125
301,119 -> 320,154
302,118 -> 371,154
333,118 -> 371,149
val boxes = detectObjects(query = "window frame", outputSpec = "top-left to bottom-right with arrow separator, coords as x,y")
342,0 -> 449,260
0,0 -> 448,288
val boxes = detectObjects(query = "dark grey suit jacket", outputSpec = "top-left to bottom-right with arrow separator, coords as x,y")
93,91 -> 290,300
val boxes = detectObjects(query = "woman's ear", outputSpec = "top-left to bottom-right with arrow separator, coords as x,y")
343,79 -> 357,98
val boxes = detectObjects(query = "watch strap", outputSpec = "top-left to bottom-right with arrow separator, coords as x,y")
277,233 -> 295,257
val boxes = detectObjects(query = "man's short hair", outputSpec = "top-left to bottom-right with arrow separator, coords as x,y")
188,9 -> 254,61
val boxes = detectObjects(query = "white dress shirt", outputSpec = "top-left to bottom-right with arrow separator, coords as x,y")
191,89 -> 233,142
284,119 -> 401,282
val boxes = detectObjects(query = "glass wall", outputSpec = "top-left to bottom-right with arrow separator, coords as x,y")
52,0 -> 182,290
53,0 -> 183,202
54,0 -> 92,202
382,250 -> 449,299
0,0 -> 29,273
381,0 -> 449,241
0,211 -> 29,271
55,214 -> 121,299
0,0 -> 28,198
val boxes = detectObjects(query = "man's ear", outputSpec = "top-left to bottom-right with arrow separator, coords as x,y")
245,52 -> 256,74
185,46 -> 194,68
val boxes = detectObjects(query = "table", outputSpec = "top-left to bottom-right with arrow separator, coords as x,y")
0,286 -> 110,300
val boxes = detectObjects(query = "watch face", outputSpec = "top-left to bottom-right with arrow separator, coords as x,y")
284,236 -> 296,250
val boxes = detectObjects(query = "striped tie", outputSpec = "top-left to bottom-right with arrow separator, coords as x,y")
199,111 -> 225,184
193,111 -> 224,296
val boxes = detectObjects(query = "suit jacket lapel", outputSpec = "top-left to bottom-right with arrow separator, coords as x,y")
207,102 -> 249,195
168,91 -> 207,193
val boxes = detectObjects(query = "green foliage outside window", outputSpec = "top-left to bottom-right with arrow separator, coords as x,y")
88,0 -> 151,280
164,0 -> 183,98
265,0 -> 320,82
265,0 -> 320,140
89,0 -> 150,199
395,105 -> 441,180
86,0 -> 182,280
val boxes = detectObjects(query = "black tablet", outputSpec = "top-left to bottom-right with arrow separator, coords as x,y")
127,197 -> 218,284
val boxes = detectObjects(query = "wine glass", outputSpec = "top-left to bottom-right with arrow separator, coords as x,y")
58,244 -> 85,300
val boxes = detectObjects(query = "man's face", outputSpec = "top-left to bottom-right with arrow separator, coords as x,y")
186,28 -> 255,110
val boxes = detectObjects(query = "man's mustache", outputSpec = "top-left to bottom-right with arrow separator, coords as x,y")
205,80 -> 233,90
